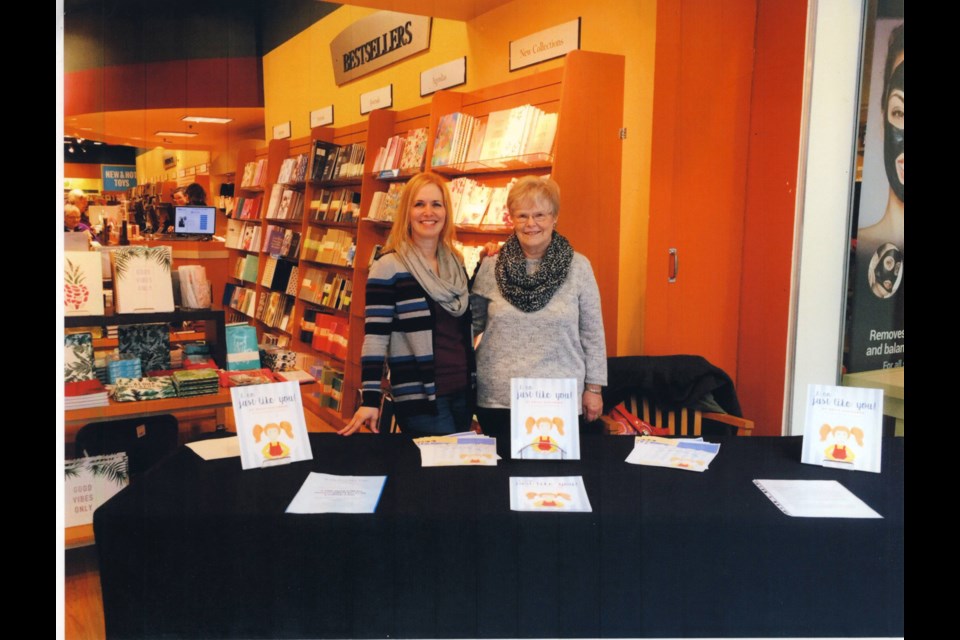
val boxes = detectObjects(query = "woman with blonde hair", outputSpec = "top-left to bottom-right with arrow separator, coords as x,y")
471,175 -> 607,453
340,172 -> 474,437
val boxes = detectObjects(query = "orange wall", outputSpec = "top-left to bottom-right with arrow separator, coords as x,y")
644,0 -> 807,435
64,163 -> 101,180
736,1 -> 808,435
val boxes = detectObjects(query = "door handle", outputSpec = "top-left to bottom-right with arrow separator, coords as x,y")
668,248 -> 678,283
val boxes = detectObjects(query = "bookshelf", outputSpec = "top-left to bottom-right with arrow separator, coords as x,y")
220,51 -> 623,429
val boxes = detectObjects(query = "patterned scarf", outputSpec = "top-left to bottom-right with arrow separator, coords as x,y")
396,244 -> 470,317
495,232 -> 574,312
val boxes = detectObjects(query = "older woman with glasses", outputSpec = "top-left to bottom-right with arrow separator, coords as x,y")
471,176 -> 607,453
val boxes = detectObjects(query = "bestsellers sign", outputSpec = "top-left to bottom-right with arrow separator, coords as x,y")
330,12 -> 432,85
510,18 -> 581,71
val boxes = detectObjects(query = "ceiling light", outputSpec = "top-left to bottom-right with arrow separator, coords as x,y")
155,131 -> 199,138
181,116 -> 233,124
68,146 -> 75,153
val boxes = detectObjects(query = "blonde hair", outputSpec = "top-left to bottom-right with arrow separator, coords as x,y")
507,175 -> 561,218
384,172 -> 458,255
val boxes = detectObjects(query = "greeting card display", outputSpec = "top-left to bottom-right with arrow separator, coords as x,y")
231,381 -> 313,469
801,384 -> 883,473
510,378 -> 580,460
111,246 -> 175,313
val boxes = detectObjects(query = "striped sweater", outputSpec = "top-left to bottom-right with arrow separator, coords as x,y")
360,252 -> 472,419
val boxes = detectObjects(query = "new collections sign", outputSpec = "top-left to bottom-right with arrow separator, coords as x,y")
330,11 -> 432,85
101,165 -> 137,191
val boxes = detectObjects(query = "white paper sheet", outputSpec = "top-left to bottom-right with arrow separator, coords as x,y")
753,479 -> 882,518
186,436 -> 241,460
285,473 -> 387,514
509,476 -> 592,512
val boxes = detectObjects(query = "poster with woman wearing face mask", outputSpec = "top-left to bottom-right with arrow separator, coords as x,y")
848,19 -> 904,373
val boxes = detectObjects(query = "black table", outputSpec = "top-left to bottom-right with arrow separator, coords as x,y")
95,435 -> 903,638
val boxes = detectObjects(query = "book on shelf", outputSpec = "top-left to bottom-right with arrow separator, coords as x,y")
264,224 -> 286,256
224,219 -> 243,249
65,332 -> 96,383
311,141 -> 340,182
286,265 -> 300,297
264,185 -> 284,219
260,256 -> 278,287
401,127 -> 428,171
277,154 -> 308,185
320,146 -> 341,182
64,251 -> 105,317
269,259 -> 296,292
278,228 -> 294,258
284,230 -> 302,260
299,307 -> 317,344
238,254 -> 259,283
432,112 -> 464,167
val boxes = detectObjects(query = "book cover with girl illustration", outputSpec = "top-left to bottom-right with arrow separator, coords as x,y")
801,384 -> 883,473
510,378 -> 580,460
231,381 -> 313,469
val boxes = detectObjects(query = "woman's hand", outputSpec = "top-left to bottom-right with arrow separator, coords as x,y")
339,406 -> 380,436
582,390 -> 603,423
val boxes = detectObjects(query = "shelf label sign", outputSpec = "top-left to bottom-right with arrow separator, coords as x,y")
510,18 -> 581,71
273,121 -> 292,140
330,12 -> 432,85
310,105 -> 334,128
420,56 -> 467,96
360,84 -> 393,115
101,165 -> 137,191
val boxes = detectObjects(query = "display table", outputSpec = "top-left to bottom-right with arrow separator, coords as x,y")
95,435 -> 903,638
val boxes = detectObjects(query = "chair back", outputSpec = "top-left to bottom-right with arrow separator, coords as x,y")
618,393 -> 753,436
75,415 -> 180,476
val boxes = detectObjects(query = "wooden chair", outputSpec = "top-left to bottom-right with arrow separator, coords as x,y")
623,394 -> 754,436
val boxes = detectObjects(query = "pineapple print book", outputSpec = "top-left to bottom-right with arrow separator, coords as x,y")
118,324 -> 170,373
64,252 -> 104,316
231,381 -> 313,470
111,246 -> 175,313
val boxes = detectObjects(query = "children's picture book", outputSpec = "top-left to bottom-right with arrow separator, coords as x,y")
64,251 -> 105,316
285,473 -> 387,514
65,453 -> 129,527
510,378 -> 580,460
509,476 -> 592,512
231,381 -> 313,470
111,246 -> 175,313
800,384 -> 883,473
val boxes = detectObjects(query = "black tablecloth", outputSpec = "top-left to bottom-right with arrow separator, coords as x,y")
95,434 -> 904,638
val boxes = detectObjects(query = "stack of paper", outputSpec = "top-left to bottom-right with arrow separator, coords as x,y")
286,473 -> 386,514
413,432 -> 499,467
624,436 -> 721,472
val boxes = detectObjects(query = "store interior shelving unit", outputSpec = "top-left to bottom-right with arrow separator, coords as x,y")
224,50 -> 623,430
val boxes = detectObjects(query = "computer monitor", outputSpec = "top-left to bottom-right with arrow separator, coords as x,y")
174,206 -> 216,237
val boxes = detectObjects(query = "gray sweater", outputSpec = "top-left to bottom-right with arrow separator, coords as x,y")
471,252 -> 608,411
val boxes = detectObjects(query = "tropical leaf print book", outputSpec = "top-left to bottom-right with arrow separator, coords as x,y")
800,384 -> 883,473
111,245 -> 175,313
231,381 -> 313,470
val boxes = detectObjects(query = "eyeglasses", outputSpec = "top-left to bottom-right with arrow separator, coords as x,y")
511,211 -> 553,224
